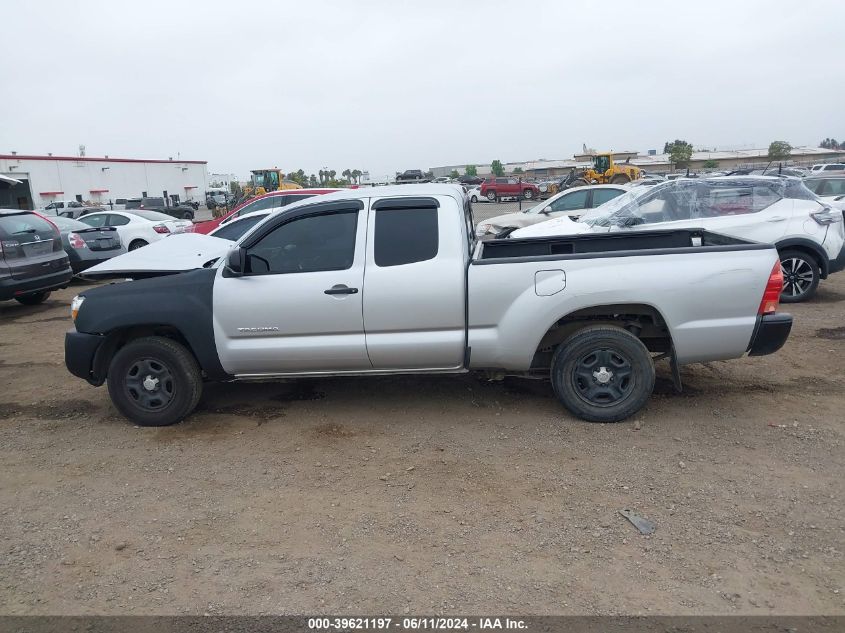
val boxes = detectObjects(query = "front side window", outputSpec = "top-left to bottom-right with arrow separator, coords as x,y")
246,211 -> 357,274
374,207 -> 438,267
550,190 -> 589,212
79,214 -> 109,228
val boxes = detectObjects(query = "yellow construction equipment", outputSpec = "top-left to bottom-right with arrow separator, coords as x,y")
566,153 -> 641,188
245,169 -> 302,197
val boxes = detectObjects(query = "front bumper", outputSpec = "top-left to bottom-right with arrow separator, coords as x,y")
748,313 -> 793,356
65,330 -> 105,384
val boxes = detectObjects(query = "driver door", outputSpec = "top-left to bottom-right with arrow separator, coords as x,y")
212,202 -> 371,375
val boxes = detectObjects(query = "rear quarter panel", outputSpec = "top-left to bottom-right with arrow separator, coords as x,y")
467,248 -> 778,369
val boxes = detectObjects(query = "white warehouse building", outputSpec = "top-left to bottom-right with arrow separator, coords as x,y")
0,153 -> 209,210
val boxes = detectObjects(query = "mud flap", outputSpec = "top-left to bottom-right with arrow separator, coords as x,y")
670,346 -> 683,393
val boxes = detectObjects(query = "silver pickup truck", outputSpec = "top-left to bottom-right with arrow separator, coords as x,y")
65,184 -> 792,427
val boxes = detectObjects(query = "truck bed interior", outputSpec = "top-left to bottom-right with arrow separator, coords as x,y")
477,229 -> 767,262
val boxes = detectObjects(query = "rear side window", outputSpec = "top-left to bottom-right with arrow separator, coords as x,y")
374,207 -> 438,267
591,188 -> 625,207
108,214 -> 131,226
212,214 -> 267,241
236,196 -> 278,217
79,214 -> 111,228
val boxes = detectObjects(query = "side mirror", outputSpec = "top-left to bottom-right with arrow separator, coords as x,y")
225,247 -> 246,276
540,206 -> 553,215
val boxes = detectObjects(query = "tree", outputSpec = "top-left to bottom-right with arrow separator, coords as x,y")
767,140 -> 792,162
309,174 -> 318,187
342,169 -> 352,183
664,140 -> 693,167
513,167 -> 524,174
318,169 -> 325,184
465,164 -> 478,176
491,159 -> 505,176
820,138 -> 841,150
702,159 -> 719,169
351,169 -> 362,184
449,169 -> 459,179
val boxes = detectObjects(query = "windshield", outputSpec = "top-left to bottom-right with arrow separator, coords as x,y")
577,178 -> 814,228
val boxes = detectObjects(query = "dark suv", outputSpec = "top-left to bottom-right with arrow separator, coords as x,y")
124,197 -> 194,220
0,210 -> 73,305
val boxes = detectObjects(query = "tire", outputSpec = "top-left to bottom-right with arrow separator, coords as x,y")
128,239 -> 148,251
551,326 -> 655,423
486,190 -> 497,202
523,188 -> 534,200
182,211 -> 194,220
107,336 -> 203,426
470,195 -> 478,203
15,291 -> 51,305
779,249 -> 820,303
610,174 -> 631,184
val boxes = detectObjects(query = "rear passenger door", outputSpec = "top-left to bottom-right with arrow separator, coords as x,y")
363,197 -> 466,370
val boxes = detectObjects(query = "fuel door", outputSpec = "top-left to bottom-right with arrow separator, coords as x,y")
534,269 -> 566,296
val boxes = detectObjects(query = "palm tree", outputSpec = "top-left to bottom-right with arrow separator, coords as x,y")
342,169 -> 351,183
318,169 -> 325,184
352,169 -> 362,184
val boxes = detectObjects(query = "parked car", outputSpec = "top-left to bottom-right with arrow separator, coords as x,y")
40,199 -> 84,213
395,169 -> 426,182
809,164 -> 845,173
193,188 -> 339,235
466,186 -> 485,203
803,175 -> 845,212
458,175 -> 484,186
43,205 -> 106,219
0,209 -> 73,305
77,210 -> 193,251
50,215 -> 126,273
65,184 -> 792,427
513,176 -> 845,303
480,177 -> 540,202
475,184 -> 629,238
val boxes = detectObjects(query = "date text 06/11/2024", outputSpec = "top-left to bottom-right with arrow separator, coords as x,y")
307,617 -> 528,630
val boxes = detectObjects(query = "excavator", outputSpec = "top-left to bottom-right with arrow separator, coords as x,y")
560,153 -> 641,190
245,169 -> 302,197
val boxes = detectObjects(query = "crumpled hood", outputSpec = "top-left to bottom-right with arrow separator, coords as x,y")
478,211 -> 547,232
82,233 -> 232,279
511,215 -> 603,239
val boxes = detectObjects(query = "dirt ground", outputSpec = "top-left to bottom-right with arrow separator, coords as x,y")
0,274 -> 843,616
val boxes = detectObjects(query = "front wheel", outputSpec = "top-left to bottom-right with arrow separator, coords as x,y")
15,291 -> 51,305
523,188 -> 534,200
551,326 -> 655,423
610,174 -> 631,184
107,336 -> 203,426
182,211 -> 194,220
779,249 -> 819,303
486,190 -> 497,202
470,195 -> 478,203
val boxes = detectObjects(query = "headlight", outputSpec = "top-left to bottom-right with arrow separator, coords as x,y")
71,295 -> 85,322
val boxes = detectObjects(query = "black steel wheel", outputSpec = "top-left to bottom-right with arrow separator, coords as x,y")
779,249 -> 819,303
551,326 -> 655,423
107,336 -> 202,426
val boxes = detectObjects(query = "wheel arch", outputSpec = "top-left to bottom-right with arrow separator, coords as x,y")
776,238 -> 829,279
530,302 -> 672,371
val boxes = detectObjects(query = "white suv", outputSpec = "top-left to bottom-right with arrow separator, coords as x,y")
513,176 -> 845,302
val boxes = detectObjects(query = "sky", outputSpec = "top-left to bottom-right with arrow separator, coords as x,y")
2,0 -> 843,179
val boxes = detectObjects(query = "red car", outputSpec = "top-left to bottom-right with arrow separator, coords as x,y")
193,188 -> 340,234
479,178 -> 540,202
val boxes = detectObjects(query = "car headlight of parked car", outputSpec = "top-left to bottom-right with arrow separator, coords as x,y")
71,295 -> 85,322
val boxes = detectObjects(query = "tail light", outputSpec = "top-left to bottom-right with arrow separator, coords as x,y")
758,260 -> 783,315
68,232 -> 88,249
153,224 -> 171,234
33,211 -> 63,251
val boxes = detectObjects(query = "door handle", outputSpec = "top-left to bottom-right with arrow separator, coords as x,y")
767,216 -> 786,222
324,285 -> 358,295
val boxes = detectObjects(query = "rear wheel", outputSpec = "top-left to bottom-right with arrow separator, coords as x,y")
15,291 -> 51,305
779,249 -> 819,303
523,188 -> 534,200
470,195 -> 479,203
551,326 -> 655,423
128,239 -> 148,251
486,190 -> 497,202
182,211 -> 194,220
107,336 -> 203,426
610,174 -> 631,184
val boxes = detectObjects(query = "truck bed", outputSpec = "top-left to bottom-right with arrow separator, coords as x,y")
476,228 -> 769,262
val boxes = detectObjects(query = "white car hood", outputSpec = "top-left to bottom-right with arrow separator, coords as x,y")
511,215 -> 603,238
82,233 -> 231,279
479,211 -> 548,232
